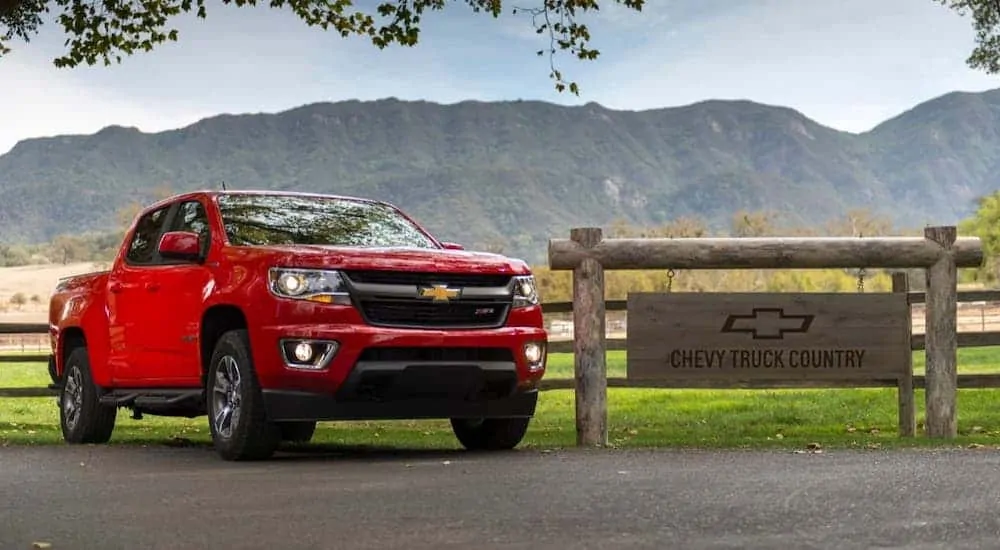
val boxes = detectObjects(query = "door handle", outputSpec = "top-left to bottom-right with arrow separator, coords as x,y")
145,283 -> 160,292
109,282 -> 123,294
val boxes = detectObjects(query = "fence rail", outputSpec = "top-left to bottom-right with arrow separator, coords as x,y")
5,288 -> 1000,398
0,323 -> 47,334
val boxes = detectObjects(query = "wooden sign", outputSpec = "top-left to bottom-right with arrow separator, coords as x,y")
626,292 -> 910,381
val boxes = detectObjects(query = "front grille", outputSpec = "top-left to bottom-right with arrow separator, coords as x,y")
344,270 -> 513,288
358,299 -> 510,329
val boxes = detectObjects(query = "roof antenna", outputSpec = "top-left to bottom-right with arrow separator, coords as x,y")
221,180 -> 227,191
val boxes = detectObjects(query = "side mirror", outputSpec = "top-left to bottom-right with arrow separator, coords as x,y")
158,231 -> 203,261
441,241 -> 465,251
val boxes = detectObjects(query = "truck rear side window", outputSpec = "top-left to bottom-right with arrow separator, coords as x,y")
216,194 -> 438,249
126,206 -> 169,265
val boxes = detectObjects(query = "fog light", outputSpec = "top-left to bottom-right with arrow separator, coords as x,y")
524,342 -> 543,364
280,339 -> 339,370
524,342 -> 545,373
293,342 -> 314,362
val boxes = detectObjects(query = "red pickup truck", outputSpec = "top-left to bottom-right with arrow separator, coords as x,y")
47,190 -> 547,460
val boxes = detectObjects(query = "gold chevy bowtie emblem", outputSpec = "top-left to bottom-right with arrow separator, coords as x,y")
419,284 -> 461,302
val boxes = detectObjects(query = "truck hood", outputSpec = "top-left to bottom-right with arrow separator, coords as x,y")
229,245 -> 533,275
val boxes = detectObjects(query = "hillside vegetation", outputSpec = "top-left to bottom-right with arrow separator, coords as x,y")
2,89 -> 1000,263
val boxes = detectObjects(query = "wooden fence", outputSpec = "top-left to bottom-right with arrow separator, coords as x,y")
548,226 -> 985,445
0,322 -> 50,398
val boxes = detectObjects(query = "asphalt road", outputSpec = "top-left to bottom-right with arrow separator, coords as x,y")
3,444 -> 1000,550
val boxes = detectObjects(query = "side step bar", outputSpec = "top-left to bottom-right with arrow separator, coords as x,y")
99,389 -> 204,407
99,389 -> 205,419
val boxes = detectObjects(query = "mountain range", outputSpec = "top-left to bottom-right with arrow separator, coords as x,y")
2,88 -> 999,263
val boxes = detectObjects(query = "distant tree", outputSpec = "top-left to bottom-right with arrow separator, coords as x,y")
937,0 -> 1000,74
958,190 -> 1000,283
823,208 -> 894,237
0,244 -> 31,267
50,234 -> 87,264
479,237 -> 507,254
0,0 -> 644,94
608,217 -> 707,238
116,185 -> 175,230
9,292 -> 26,310
730,210 -> 779,237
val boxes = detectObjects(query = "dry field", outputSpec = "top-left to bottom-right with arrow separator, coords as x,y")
0,262 -> 108,323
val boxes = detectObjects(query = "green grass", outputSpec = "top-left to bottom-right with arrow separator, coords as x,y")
5,349 -> 1000,451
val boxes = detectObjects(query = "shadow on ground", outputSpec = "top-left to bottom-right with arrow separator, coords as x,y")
152,435 -> 512,463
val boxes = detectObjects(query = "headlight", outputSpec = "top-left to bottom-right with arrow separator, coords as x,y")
512,275 -> 539,308
268,268 -> 350,305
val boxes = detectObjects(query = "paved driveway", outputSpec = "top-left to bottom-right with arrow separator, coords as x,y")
3,444 -> 1000,549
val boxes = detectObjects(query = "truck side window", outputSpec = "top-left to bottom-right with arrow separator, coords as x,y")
125,206 -> 169,265
171,200 -> 211,255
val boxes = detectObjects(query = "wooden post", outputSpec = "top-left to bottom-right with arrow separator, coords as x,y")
571,227 -> 607,447
924,226 -> 958,438
892,272 -> 916,437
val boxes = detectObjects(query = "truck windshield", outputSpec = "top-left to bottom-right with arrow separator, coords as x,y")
216,193 -> 439,249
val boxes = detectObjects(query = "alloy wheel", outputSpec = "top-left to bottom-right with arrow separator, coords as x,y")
211,355 -> 243,439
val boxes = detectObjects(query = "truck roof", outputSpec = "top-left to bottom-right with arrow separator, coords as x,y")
143,189 -> 396,212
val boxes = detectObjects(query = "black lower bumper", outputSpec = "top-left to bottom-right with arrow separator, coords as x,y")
262,358 -> 539,422
262,388 -> 538,421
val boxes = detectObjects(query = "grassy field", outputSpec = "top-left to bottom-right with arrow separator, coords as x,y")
5,349 -> 1000,451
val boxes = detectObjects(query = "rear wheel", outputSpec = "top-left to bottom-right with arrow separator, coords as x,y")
59,346 -> 117,444
206,329 -> 280,461
278,421 -> 317,443
450,417 -> 530,451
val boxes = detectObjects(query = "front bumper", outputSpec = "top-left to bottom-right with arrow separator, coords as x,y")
249,322 -> 548,396
256,332 -> 543,422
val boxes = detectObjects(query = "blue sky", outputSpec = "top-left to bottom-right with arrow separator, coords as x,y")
1,0 -> 998,154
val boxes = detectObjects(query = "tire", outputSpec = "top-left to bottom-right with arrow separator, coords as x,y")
59,346 -> 117,444
450,417 -> 531,451
206,329 -> 280,461
278,421 -> 317,443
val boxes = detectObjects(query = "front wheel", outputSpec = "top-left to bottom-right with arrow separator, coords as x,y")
206,329 -> 280,461
59,346 -> 117,444
450,417 -> 531,451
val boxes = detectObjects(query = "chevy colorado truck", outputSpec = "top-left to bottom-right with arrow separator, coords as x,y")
47,190 -> 547,461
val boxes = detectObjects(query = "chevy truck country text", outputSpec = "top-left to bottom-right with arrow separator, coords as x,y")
47,190 -> 548,460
